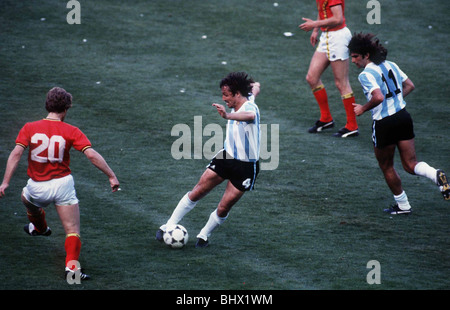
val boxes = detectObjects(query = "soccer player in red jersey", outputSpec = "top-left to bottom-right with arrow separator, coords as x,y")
299,0 -> 359,138
0,87 -> 120,281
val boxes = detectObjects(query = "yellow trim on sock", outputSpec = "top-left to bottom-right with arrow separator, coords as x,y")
341,93 -> 354,100
312,84 -> 325,93
66,233 -> 81,239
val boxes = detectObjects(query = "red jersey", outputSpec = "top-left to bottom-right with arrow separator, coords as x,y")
15,119 -> 91,182
316,0 -> 346,31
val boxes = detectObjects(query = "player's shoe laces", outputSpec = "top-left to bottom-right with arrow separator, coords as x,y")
383,204 -> 412,215
64,267 -> 91,281
24,223 -> 52,236
333,127 -> 359,138
436,169 -> 450,200
308,120 -> 334,133
195,237 -> 209,248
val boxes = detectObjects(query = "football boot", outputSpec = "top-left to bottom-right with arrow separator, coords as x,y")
436,169 -> 450,200
24,223 -> 52,236
383,204 -> 412,215
308,120 -> 335,133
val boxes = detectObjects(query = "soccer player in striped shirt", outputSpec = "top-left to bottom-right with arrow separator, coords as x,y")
349,33 -> 449,214
0,87 -> 120,280
157,72 -> 260,247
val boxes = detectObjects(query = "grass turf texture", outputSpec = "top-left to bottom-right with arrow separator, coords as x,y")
0,0 -> 449,290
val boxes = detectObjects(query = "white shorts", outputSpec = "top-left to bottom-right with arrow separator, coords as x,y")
316,27 -> 351,61
22,174 -> 79,208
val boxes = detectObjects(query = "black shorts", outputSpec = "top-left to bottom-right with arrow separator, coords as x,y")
372,108 -> 415,148
207,150 -> 259,192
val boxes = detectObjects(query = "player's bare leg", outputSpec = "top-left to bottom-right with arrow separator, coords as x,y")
196,181 -> 245,247
55,203 -> 80,235
56,203 -> 89,280
330,59 -> 352,99
330,59 -> 358,136
22,193 -> 51,236
156,169 -> 225,242
306,51 -> 329,90
306,51 -> 335,133
374,145 -> 403,195
397,139 -> 418,175
398,139 -> 450,200
374,145 -> 412,213
216,181 -> 245,217
189,168 -> 225,202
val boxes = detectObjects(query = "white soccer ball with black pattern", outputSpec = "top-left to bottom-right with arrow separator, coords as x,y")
163,224 -> 189,249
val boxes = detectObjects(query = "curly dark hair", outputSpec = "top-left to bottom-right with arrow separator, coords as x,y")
45,87 -> 73,113
219,72 -> 254,98
347,33 -> 387,65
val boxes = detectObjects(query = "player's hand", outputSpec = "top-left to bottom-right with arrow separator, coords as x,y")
212,103 -> 228,119
0,183 -> 8,198
109,177 -> 120,192
299,18 -> 316,32
251,82 -> 261,97
310,31 -> 319,46
353,103 -> 364,116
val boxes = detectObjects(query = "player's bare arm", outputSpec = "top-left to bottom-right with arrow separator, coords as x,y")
402,79 -> 415,97
83,148 -> 120,192
299,5 -> 343,32
353,88 -> 384,116
0,145 -> 25,198
212,103 -> 256,122
251,82 -> 261,97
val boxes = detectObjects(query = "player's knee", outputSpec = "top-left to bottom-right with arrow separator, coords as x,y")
402,161 -> 417,175
306,73 -> 318,87
21,194 -> 39,212
216,207 -> 229,218
377,159 -> 393,173
334,79 -> 346,93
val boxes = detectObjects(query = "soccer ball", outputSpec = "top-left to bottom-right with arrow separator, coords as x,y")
163,224 -> 189,249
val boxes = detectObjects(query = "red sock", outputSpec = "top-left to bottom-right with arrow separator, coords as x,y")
342,93 -> 358,131
313,85 -> 332,123
65,234 -> 82,270
27,209 -> 48,233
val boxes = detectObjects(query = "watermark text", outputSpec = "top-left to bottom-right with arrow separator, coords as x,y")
66,260 -> 82,284
366,0 -> 381,24
66,0 -> 81,24
171,116 -> 279,170
366,260 -> 381,284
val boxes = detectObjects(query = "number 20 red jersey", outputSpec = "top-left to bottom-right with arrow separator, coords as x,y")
15,119 -> 91,182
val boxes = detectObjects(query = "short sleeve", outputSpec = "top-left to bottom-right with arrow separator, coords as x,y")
71,127 -> 92,152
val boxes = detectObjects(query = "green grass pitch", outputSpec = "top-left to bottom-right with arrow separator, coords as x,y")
0,0 -> 448,291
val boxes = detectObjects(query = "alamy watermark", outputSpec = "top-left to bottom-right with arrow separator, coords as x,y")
366,260 -> 381,284
170,116 -> 279,171
366,0 -> 381,24
66,260 -> 82,284
66,0 -> 81,24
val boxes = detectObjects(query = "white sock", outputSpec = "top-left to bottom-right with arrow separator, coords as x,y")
197,209 -> 228,241
394,191 -> 411,210
414,162 -> 437,184
163,192 -> 197,229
